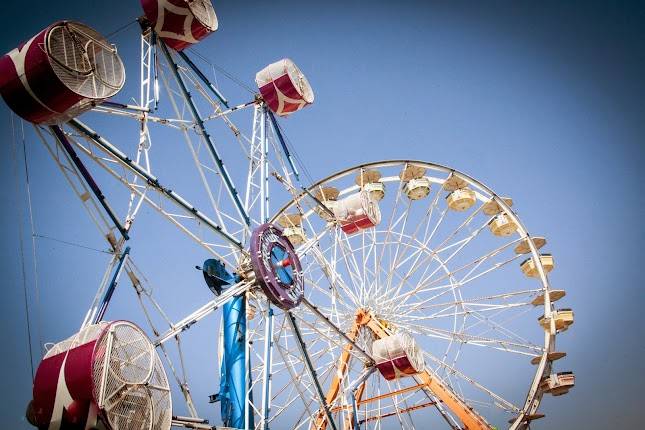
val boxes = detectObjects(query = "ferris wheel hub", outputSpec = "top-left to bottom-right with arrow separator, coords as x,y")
248,223 -> 304,310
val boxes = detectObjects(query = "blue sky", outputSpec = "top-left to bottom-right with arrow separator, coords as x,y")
0,1 -> 643,428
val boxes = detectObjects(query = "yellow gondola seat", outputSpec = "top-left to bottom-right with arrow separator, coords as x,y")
364,181 -> 385,201
404,177 -> 431,200
446,188 -> 476,211
538,308 -> 574,332
514,236 -> 547,254
489,212 -> 518,237
540,372 -> 575,396
520,254 -> 554,278
314,186 -> 339,221
531,289 -> 566,306
482,197 -> 513,216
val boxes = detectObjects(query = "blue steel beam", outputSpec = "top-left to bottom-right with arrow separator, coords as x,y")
287,312 -> 338,430
178,50 -> 230,108
267,111 -> 300,181
93,246 -> 130,324
67,119 -> 244,250
50,125 -> 129,242
158,40 -> 250,227
221,294 -> 254,429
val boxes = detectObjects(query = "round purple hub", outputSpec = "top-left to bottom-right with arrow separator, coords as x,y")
250,223 -> 304,310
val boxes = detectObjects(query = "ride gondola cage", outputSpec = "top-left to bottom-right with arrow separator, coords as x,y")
313,186 -> 340,221
540,371 -> 575,396
0,21 -> 125,124
140,0 -> 219,51
26,321 -> 171,430
355,168 -> 385,201
333,190 -> 382,235
399,164 -> 431,200
277,213 -> 306,246
256,58 -> 314,117
372,331 -> 425,381
443,173 -> 477,211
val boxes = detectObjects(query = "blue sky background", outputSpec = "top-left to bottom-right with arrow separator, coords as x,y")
0,0 -> 643,428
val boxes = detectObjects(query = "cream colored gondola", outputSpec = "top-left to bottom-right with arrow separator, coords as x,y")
313,186 -> 339,221
355,169 -> 385,201
521,254 -> 554,278
400,164 -> 430,200
277,213 -> 306,246
508,413 -> 545,424
489,212 -> 518,236
482,197 -> 513,216
530,351 -> 567,365
540,372 -> 575,396
514,236 -> 547,254
531,289 -> 566,306
539,308 -> 574,332
447,188 -> 476,211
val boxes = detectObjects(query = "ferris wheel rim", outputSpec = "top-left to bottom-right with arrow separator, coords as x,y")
267,159 -> 558,428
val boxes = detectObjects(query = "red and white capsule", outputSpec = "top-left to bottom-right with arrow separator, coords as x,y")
256,58 -> 314,117
141,0 -> 218,51
373,331 -> 425,381
333,191 -> 381,235
0,21 -> 125,124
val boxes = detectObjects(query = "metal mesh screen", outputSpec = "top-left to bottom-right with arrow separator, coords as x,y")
92,322 -> 171,430
44,321 -> 108,358
46,21 -> 125,99
285,60 -> 314,103
188,0 -> 218,30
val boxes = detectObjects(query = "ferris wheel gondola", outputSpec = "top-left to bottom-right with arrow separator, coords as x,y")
1,2 -> 574,430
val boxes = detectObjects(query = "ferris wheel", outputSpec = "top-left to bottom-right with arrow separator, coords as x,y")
1,1 -> 575,430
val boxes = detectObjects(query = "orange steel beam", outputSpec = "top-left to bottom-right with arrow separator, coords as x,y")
314,309 -> 491,430
364,318 -> 492,430
343,379 -> 367,429
313,310 -> 370,430
333,382 -> 430,413
358,401 -> 439,425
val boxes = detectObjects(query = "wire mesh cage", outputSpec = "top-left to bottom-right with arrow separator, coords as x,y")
256,58 -> 314,116
140,0 -> 218,51
0,20 -> 125,124
30,321 -> 171,430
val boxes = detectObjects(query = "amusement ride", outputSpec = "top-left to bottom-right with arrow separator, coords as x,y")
0,1 -> 575,429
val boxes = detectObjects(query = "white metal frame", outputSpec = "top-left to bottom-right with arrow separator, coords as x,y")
25,18 -> 567,430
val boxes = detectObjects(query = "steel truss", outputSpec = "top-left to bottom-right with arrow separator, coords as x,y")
27,19 -> 566,430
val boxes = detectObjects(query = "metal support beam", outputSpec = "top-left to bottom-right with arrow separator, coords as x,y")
286,312 -> 338,430
267,111 -> 300,181
178,50 -> 229,107
302,299 -> 374,364
358,401 -> 439,425
67,119 -> 244,250
100,100 -> 150,113
347,367 -> 376,430
50,125 -> 129,241
158,40 -> 250,227
364,317 -> 492,430
260,106 -> 269,222
93,246 -> 130,324
153,281 -> 250,346
302,187 -> 336,219
260,306 -> 274,430
221,294 -> 249,429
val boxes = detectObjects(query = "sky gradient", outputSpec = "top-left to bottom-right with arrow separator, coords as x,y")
0,1 -> 643,428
